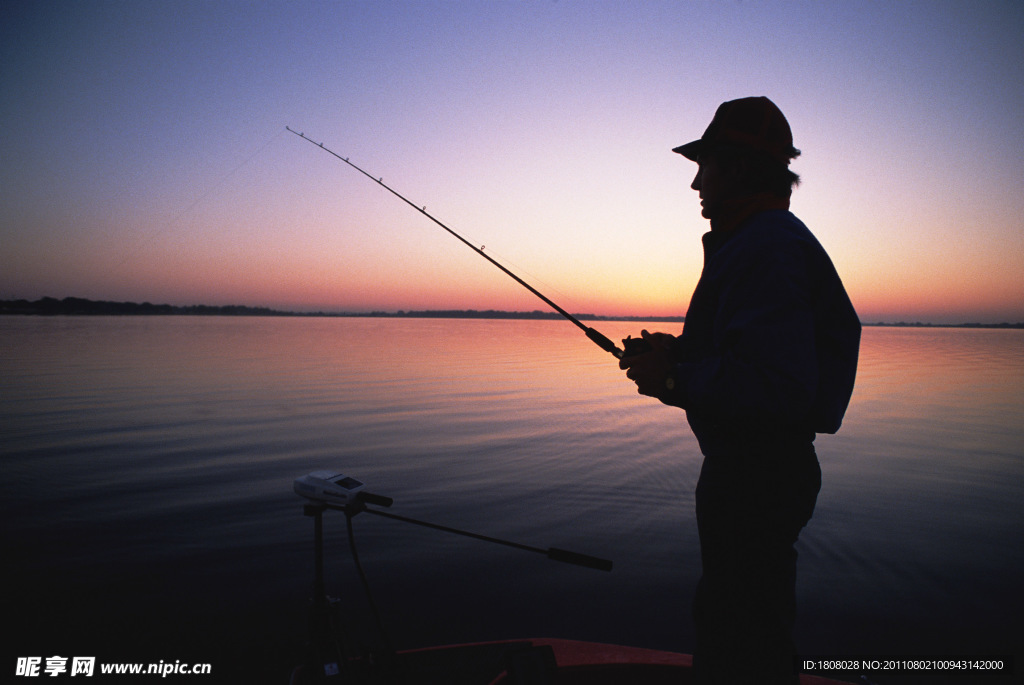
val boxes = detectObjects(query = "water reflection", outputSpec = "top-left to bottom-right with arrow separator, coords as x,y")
1,318 -> 1021,680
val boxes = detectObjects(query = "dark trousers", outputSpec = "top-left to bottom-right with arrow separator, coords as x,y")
692,441 -> 821,685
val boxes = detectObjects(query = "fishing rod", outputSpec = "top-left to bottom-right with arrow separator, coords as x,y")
286,126 -> 639,360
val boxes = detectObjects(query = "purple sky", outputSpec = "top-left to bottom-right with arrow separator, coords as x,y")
2,0 -> 1022,323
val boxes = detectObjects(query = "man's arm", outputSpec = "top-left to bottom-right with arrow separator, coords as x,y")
678,241 -> 819,427
621,240 -> 821,426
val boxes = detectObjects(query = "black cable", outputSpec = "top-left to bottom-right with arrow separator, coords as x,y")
344,510 -> 393,657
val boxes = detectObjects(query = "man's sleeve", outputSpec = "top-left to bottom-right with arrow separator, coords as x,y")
675,241 -> 819,428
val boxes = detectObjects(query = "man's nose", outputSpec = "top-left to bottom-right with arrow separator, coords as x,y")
690,169 -> 701,192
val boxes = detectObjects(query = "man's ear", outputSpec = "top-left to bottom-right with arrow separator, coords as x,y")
726,155 -> 756,196
729,155 -> 751,183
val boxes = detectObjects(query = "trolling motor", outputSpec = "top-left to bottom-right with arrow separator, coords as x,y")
293,472 -> 392,683
294,471 -> 394,509
292,471 -> 613,683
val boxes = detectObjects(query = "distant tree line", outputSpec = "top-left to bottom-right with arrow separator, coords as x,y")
867,320 -> 1023,329
2,296 -> 1018,327
0,297 -> 685,322
0,297 -> 285,317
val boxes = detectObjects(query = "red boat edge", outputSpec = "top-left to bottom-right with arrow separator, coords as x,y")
289,637 -> 855,684
489,638 -> 854,685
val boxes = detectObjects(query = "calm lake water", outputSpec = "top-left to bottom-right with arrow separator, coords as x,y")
2,316 -> 1022,683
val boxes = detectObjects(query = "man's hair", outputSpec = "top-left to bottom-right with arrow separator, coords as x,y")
713,144 -> 801,198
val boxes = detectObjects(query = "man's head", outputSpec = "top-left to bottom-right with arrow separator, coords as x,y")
675,97 -> 801,218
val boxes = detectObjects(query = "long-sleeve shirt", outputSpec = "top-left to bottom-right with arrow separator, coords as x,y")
670,209 -> 860,456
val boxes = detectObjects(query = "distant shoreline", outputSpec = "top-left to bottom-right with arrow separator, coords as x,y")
1,296 -> 1021,329
0,296 -> 683,323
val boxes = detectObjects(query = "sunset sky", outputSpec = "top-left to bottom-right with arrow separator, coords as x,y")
2,1 -> 1022,324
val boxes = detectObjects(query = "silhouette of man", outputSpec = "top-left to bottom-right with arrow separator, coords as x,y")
620,97 -> 860,684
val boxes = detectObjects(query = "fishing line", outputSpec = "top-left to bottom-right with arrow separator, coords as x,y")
286,126 -> 635,359
110,127 -> 288,275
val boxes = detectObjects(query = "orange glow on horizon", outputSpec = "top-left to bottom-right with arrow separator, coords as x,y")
4,4 -> 1022,326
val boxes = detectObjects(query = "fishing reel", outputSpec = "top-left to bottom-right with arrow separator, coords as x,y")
620,335 -> 653,358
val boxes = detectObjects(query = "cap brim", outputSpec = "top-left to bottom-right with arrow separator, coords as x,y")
672,139 -> 702,161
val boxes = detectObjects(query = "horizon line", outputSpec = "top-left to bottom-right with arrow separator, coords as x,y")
2,296 -> 1023,329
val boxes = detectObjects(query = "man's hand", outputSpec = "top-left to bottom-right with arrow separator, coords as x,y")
619,330 -> 678,402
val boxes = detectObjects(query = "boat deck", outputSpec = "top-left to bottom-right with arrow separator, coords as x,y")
290,637 -> 855,684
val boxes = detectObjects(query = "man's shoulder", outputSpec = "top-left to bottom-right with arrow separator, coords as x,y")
743,209 -> 813,243
710,210 -> 834,280
718,210 -> 805,256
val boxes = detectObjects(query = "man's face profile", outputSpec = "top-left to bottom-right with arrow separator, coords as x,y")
690,154 -> 737,220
